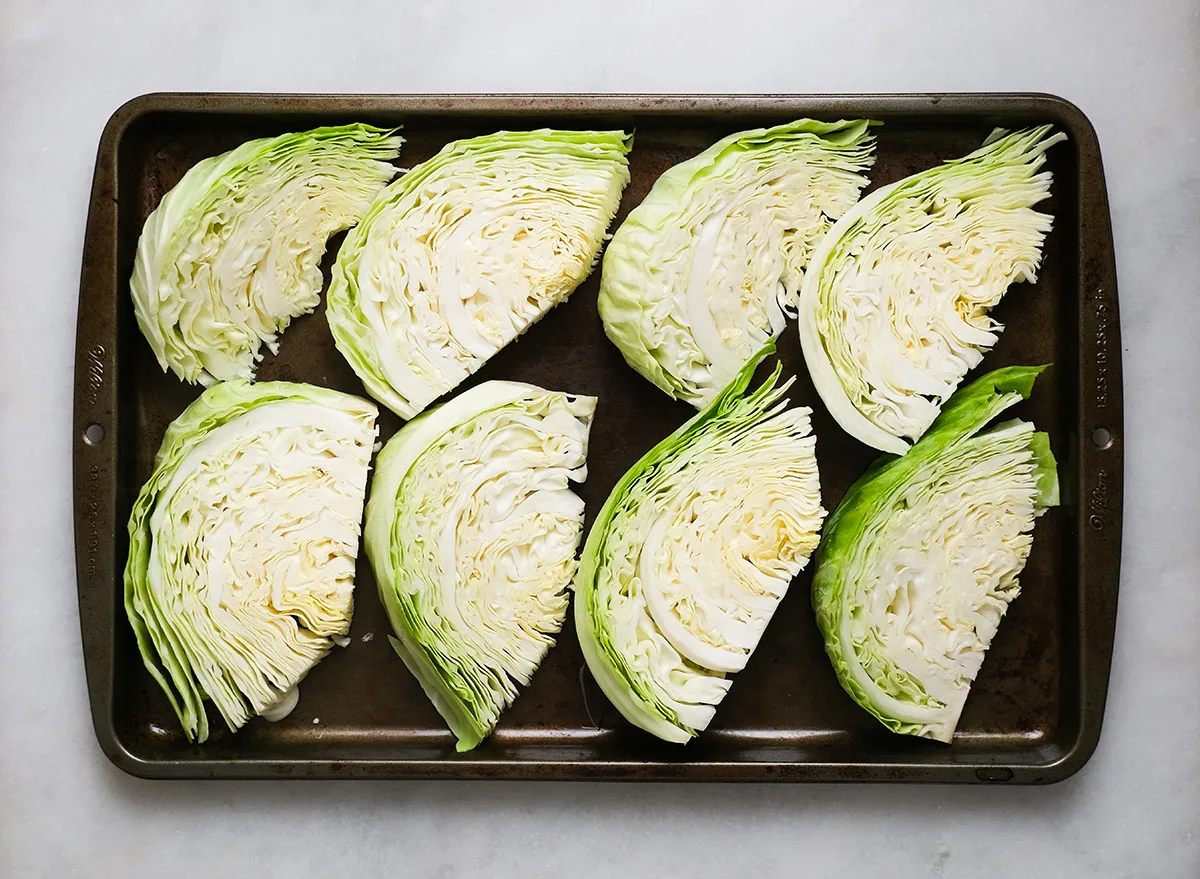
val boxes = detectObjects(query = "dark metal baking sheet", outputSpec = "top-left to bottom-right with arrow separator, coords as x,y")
73,93 -> 1122,782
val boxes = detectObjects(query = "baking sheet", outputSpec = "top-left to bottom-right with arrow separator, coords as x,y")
73,93 -> 1122,781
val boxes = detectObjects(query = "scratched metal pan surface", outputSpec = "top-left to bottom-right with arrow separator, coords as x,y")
73,93 -> 1121,782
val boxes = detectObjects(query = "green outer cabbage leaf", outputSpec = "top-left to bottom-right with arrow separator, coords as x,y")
599,118 -> 877,409
327,129 -> 632,420
799,126 -> 1066,454
131,124 -> 402,385
812,365 -> 1059,742
124,381 -> 379,742
364,381 -> 595,751
574,343 -> 826,743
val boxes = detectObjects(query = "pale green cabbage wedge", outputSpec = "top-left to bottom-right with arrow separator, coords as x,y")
799,126 -> 1066,454
328,130 -> 632,420
812,365 -> 1059,743
599,119 -> 876,409
124,381 -> 379,742
364,381 -> 596,751
130,124 -> 402,386
575,344 -> 826,743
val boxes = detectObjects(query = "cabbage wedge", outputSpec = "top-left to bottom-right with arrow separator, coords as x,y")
575,345 -> 826,743
364,381 -> 595,751
599,119 -> 876,408
328,129 -> 632,419
799,126 -> 1066,453
812,365 -> 1059,742
131,125 -> 402,385
124,381 -> 379,742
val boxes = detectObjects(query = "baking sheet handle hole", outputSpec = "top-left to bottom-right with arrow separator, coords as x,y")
1091,427 -> 1114,450
84,423 -> 106,445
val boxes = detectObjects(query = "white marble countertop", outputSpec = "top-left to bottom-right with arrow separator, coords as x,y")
1,1 -> 1197,876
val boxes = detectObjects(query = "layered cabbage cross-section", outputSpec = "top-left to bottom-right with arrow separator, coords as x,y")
574,345 -> 826,743
364,381 -> 595,751
124,382 -> 379,742
812,366 -> 1059,742
599,119 -> 876,408
131,125 -> 403,385
328,129 -> 632,419
798,126 -> 1066,454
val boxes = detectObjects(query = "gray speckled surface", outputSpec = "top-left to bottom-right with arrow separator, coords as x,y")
1,1 -> 1197,876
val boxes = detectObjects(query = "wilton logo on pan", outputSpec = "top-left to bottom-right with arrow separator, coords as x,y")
83,344 -> 106,408
1088,468 -> 1110,532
